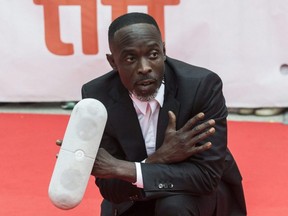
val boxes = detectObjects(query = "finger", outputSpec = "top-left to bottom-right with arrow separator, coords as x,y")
189,142 -> 212,155
191,119 -> 215,136
56,139 -> 62,146
166,111 -> 176,132
189,127 -> 216,144
179,112 -> 205,132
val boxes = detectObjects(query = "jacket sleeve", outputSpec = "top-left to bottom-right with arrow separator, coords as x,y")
141,72 -> 230,198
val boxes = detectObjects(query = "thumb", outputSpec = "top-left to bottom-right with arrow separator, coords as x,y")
166,111 -> 176,132
56,139 -> 63,146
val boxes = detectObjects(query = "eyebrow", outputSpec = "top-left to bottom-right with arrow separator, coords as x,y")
120,42 -> 161,55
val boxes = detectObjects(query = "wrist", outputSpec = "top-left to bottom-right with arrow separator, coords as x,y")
114,160 -> 137,183
146,152 -> 167,164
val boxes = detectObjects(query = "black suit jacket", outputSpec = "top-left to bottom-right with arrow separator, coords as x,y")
82,57 -> 246,216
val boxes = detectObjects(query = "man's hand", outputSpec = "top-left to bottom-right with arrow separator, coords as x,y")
92,148 -> 136,183
91,148 -> 119,178
146,112 -> 215,164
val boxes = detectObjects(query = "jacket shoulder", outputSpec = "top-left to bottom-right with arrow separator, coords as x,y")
165,56 -> 217,79
81,70 -> 122,100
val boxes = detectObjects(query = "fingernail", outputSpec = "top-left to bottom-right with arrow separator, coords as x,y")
198,112 -> 204,118
209,119 -> 215,125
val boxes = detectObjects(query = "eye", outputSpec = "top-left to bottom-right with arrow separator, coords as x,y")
149,51 -> 159,59
125,55 -> 136,63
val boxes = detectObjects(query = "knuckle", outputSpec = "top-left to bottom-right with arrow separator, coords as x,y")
193,125 -> 201,132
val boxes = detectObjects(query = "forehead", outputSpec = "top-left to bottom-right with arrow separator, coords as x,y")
110,23 -> 162,52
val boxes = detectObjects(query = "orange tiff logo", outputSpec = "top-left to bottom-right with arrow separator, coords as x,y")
33,0 -> 180,55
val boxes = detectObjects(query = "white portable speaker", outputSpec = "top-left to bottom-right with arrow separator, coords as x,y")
48,98 -> 107,210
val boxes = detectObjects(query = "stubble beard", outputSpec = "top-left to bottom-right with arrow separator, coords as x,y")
132,88 -> 159,102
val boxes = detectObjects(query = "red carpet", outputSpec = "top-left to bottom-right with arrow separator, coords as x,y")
0,113 -> 288,216
0,113 -> 101,216
228,121 -> 288,216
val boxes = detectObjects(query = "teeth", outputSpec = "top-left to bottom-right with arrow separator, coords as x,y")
138,79 -> 153,86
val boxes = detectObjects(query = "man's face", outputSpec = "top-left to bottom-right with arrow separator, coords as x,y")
107,23 -> 166,101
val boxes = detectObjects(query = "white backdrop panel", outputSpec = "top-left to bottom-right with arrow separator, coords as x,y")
1,0 -> 287,107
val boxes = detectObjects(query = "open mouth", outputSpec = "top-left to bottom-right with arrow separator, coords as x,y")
137,79 -> 155,86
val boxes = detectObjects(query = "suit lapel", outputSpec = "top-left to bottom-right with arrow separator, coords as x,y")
156,97 -> 180,150
156,63 -> 180,149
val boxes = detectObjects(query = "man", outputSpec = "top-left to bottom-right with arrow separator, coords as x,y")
81,12 -> 246,215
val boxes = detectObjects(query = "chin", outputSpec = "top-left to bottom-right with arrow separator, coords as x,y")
134,91 -> 157,102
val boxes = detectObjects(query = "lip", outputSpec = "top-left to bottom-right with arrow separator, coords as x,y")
136,79 -> 155,86
134,79 -> 157,94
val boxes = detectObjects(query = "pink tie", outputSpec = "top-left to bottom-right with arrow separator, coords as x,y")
144,102 -> 155,155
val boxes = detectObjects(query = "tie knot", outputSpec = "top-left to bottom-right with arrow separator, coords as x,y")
148,100 -> 158,114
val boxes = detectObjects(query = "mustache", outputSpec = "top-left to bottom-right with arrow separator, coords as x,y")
135,75 -> 156,82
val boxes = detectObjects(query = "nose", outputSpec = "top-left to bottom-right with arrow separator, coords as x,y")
137,57 -> 152,74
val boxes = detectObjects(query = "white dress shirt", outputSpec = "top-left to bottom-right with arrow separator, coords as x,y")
130,83 -> 164,188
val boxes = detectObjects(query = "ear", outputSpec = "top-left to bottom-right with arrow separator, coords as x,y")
106,54 -> 117,71
162,42 -> 167,60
